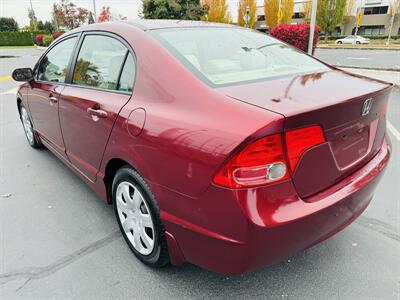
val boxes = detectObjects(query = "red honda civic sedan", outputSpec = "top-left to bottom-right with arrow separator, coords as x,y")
13,20 -> 392,275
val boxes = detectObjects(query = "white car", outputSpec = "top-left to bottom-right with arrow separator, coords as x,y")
336,36 -> 370,45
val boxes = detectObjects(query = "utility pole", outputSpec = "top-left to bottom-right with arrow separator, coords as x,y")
308,0 -> 318,55
93,0 -> 97,21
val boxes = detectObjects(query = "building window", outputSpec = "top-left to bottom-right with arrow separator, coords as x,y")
363,6 -> 388,15
257,15 -> 265,21
357,25 -> 385,35
292,12 -> 305,19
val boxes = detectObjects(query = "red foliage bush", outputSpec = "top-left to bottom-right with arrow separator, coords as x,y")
269,24 -> 320,53
34,34 -> 44,46
52,32 -> 64,40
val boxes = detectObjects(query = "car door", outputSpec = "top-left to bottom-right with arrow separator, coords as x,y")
28,36 -> 78,157
344,37 -> 353,44
58,33 -> 135,182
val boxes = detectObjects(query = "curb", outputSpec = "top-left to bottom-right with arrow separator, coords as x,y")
333,65 -> 400,72
317,46 -> 400,51
36,46 -> 48,50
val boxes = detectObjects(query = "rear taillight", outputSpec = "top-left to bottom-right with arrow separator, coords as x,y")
213,134 -> 289,188
213,125 -> 325,189
285,126 -> 325,172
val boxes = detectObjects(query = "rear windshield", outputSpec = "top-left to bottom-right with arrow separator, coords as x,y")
150,27 -> 330,87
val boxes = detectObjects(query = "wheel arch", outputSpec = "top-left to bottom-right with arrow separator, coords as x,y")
103,158 -> 130,204
101,147 -> 158,205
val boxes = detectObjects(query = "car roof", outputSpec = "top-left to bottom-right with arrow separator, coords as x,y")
63,20 -> 239,42
122,19 -> 236,31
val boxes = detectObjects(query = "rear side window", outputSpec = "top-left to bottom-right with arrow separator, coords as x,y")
72,35 -> 127,90
37,36 -> 77,83
118,53 -> 135,92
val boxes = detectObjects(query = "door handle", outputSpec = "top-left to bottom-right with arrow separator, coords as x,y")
87,107 -> 108,118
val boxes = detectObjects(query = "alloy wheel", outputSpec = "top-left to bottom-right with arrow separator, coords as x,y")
116,181 -> 155,255
21,107 -> 34,144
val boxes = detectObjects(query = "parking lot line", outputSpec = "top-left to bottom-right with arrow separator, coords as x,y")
0,76 -> 12,81
387,121 -> 400,141
346,57 -> 370,60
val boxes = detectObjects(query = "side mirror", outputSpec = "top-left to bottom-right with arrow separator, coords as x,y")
12,68 -> 34,82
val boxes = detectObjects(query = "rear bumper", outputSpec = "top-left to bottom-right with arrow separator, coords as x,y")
161,137 -> 391,275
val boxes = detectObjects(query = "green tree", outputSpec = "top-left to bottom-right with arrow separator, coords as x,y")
317,0 -> 346,41
0,17 -> 19,31
37,20 -> 45,30
38,21 -> 55,32
142,0 -> 208,20
46,21 -> 55,32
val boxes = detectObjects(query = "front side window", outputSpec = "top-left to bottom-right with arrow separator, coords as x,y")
151,28 -> 330,86
37,36 -> 78,83
72,35 -> 128,90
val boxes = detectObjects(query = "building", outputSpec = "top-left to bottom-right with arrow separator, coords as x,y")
255,0 -> 400,36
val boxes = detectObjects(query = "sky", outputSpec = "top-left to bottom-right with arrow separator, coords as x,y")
0,0 -> 262,27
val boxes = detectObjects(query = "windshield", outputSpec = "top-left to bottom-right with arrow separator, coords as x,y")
151,27 -> 330,86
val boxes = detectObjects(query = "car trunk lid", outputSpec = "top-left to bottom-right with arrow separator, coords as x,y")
217,70 -> 392,199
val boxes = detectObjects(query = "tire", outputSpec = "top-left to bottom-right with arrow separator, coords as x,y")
112,166 -> 169,267
356,41 -> 361,44
336,41 -> 342,44
19,104 -> 42,148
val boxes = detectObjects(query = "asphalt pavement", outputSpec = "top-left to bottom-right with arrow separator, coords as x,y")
315,48 -> 400,70
0,48 -> 399,299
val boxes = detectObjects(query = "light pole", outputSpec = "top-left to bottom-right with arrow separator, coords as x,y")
93,0 -> 97,21
307,0 -> 318,55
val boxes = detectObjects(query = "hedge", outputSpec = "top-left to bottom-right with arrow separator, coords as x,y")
35,34 -> 44,46
29,30 -> 52,36
270,24 -> 320,53
52,32 -> 64,40
0,31 -> 33,46
42,35 -> 53,46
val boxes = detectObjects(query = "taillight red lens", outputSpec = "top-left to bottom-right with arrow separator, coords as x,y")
285,125 -> 325,172
213,134 -> 289,188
